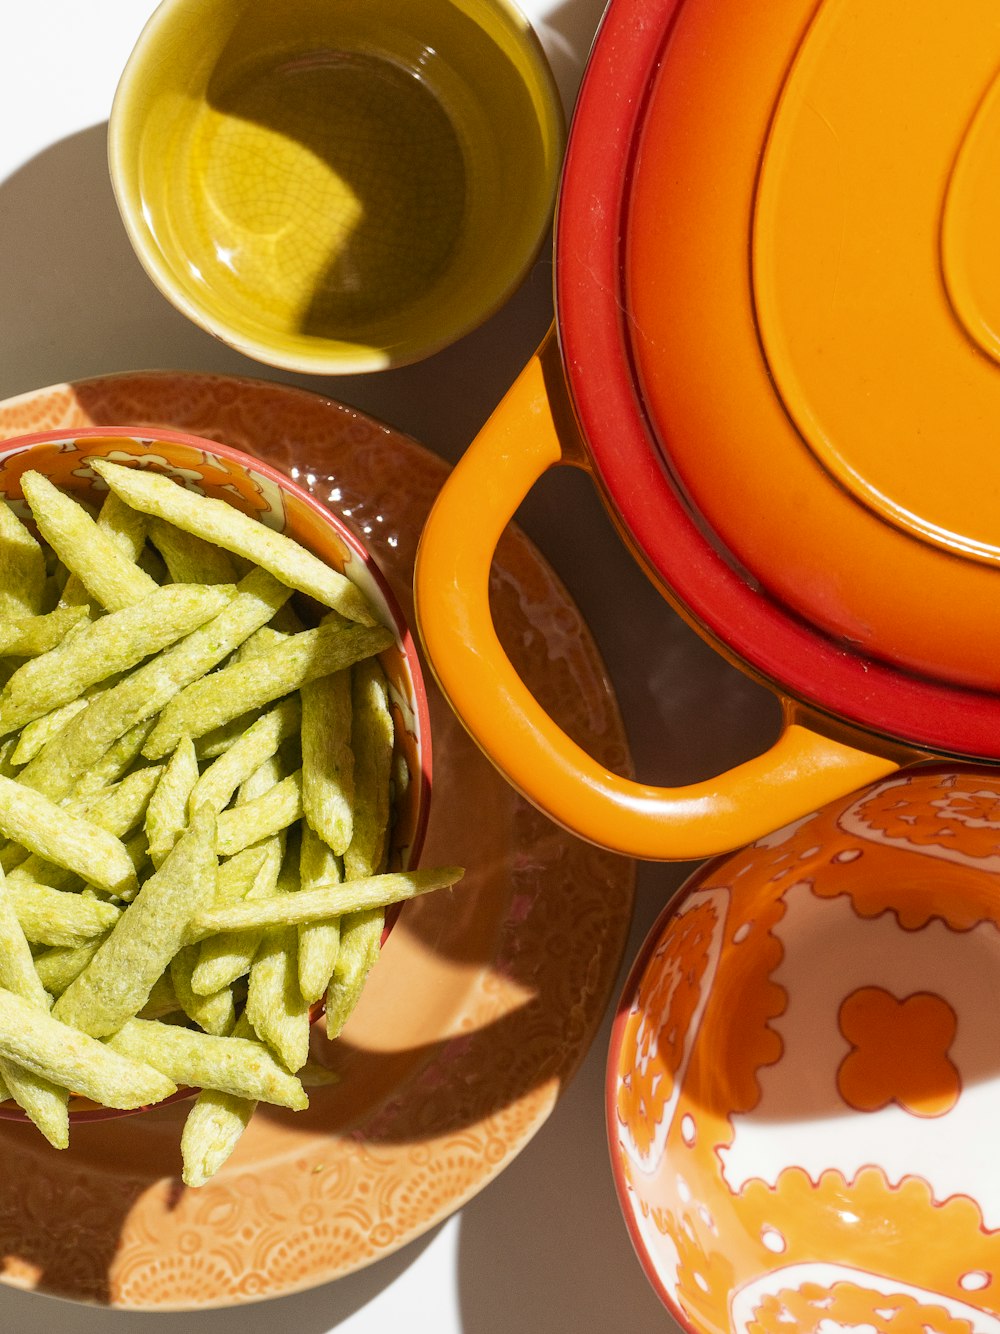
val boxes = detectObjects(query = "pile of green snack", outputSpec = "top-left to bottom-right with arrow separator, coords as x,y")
0,456 -> 461,1185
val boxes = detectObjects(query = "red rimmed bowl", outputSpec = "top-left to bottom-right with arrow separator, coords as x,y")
0,425 -> 431,1123
607,765 -> 1000,1332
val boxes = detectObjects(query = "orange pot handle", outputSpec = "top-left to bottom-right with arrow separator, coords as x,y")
414,328 -> 901,861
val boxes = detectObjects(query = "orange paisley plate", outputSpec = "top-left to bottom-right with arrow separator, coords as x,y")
0,372 -> 635,1310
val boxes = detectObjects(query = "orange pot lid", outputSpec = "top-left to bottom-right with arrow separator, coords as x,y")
557,0 -> 1000,754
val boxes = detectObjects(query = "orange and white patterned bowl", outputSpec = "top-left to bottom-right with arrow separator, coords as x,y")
0,425 -> 431,1122
608,765 -> 1000,1334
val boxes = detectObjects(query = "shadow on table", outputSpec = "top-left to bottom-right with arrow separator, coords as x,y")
455,862 -> 685,1334
0,126 -> 238,405
0,122 -> 554,461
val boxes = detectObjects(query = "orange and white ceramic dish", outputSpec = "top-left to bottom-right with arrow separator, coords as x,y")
0,372 -> 635,1309
609,765 -> 1000,1333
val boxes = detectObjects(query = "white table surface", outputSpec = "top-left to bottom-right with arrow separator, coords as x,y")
0,2 -> 782,1328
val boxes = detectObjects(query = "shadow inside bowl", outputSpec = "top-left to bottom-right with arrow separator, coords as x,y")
200,50 -> 468,341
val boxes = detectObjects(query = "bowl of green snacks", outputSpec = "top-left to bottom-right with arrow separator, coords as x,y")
0,425 -> 459,1186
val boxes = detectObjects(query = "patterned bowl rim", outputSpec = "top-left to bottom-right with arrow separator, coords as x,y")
605,863 -> 712,1328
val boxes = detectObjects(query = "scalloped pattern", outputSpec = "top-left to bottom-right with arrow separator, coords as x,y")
0,373 -> 635,1310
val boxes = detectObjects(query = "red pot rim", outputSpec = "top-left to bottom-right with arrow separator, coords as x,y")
555,0 -> 1000,760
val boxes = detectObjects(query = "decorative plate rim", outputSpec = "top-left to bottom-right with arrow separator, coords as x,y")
0,370 -> 637,1310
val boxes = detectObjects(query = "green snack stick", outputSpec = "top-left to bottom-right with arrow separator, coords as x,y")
0,606 -> 88,659
147,515 -> 240,585
18,568 -> 292,800
188,866 -> 464,938
170,944 -> 236,1036
0,880 -> 55,1006
7,765 -> 162,894
200,844 -> 270,913
5,879 -> 121,947
69,718 -> 156,800
344,659 -> 394,881
21,469 -> 157,611
215,770 -> 303,857
0,867 -> 69,1146
297,824 -> 342,1005
145,736 -> 198,868
144,622 -> 393,759
180,1013 -> 257,1188
325,908 -> 384,1040
191,838 -> 282,996
189,696 -> 300,820
0,987 -> 177,1110
33,934 -> 109,997
94,458 -> 376,624
246,923 -> 311,1073
0,499 -> 46,617
301,665 -> 353,855
0,583 -> 234,734
191,756 -> 285,996
245,847 -> 310,1073
230,625 -> 288,663
61,489 -> 149,607
53,805 -> 216,1037
12,696 -> 90,765
194,713 -> 257,760
0,775 -> 136,897
67,763 -> 164,838
106,1017 -> 308,1110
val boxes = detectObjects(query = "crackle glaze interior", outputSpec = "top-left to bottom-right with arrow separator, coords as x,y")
110,0 -> 564,371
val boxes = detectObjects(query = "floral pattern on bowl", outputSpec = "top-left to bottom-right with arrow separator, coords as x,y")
609,766 -> 1000,1334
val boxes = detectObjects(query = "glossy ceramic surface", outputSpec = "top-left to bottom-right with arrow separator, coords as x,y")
0,373 -> 634,1308
562,0 -> 1000,743
629,0 -> 1000,685
415,332 -> 901,861
109,0 -> 564,373
414,0 -> 1000,865
609,765 -> 1000,1333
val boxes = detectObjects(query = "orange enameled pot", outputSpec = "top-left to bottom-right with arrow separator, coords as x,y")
416,0 -> 1000,859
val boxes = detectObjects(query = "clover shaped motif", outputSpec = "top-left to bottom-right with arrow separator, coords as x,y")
837,987 -> 960,1117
